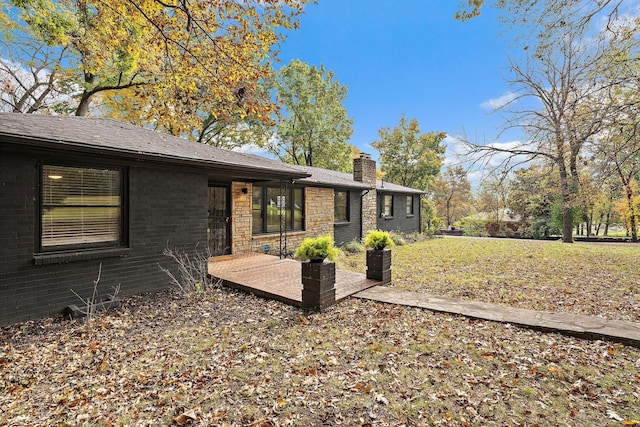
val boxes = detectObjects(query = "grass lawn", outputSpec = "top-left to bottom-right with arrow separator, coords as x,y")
338,236 -> 640,322
1,237 -> 639,426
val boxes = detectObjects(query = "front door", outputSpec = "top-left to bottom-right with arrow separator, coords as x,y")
208,185 -> 231,255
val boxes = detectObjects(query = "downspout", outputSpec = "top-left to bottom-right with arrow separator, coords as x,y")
419,193 -> 426,233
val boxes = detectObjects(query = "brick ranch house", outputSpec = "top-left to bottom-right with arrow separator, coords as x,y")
0,113 -> 424,325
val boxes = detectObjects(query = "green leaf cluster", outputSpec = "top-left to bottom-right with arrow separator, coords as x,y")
294,234 -> 339,262
363,230 -> 394,251
372,116 -> 446,190
268,59 -> 354,173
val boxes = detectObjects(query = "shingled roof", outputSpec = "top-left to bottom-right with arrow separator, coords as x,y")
376,179 -> 426,195
0,113 -> 309,181
278,164 -> 426,194
293,165 -> 373,189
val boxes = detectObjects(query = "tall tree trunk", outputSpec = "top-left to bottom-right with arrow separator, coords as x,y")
625,184 -> 638,242
557,158 -> 574,243
75,91 -> 91,116
604,209 -> 611,236
76,71 -> 95,117
595,210 -> 605,236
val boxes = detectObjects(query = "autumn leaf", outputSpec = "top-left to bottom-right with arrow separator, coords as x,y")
352,382 -> 373,392
172,409 -> 197,425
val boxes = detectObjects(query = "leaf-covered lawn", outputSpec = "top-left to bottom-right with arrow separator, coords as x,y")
2,237 -> 639,425
1,288 -> 639,426
338,237 -> 640,322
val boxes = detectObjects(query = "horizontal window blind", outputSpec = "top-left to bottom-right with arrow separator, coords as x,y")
42,165 -> 122,249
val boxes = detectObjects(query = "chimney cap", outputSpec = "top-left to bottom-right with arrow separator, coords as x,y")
359,152 -> 371,159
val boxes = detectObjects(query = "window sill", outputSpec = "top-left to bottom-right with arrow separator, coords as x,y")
334,221 -> 351,226
252,230 -> 306,239
34,247 -> 130,265
406,214 -> 415,218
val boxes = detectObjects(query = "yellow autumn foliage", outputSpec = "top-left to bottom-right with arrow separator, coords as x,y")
3,0 -> 308,135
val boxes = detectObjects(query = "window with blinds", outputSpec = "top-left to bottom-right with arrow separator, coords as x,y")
406,195 -> 414,215
384,194 -> 394,217
41,165 -> 124,250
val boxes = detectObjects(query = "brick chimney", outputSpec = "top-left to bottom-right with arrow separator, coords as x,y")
353,153 -> 377,237
353,152 -> 376,185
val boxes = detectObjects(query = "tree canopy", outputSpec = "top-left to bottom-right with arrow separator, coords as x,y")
372,116 -> 446,190
459,0 -> 639,242
1,0 -> 307,137
430,166 -> 473,228
266,59 -> 354,172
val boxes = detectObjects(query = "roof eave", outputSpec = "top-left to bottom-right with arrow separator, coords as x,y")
0,134 -> 310,181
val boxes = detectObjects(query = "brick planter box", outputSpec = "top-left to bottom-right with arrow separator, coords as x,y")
301,261 -> 336,310
366,249 -> 391,285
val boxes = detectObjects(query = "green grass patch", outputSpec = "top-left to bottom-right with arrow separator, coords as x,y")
337,237 -> 639,321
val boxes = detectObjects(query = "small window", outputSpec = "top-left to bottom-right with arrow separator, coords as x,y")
334,190 -> 349,223
406,195 -> 414,215
41,164 -> 124,251
384,194 -> 393,217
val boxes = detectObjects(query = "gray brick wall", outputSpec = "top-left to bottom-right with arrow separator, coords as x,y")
0,149 -> 208,326
334,190 -> 362,246
377,192 -> 421,234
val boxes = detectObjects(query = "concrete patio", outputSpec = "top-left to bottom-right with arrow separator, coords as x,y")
208,253 -> 381,308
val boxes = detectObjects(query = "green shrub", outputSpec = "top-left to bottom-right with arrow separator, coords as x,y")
294,235 -> 339,261
343,239 -> 365,253
364,230 -> 395,250
389,232 -> 406,246
531,218 -> 560,239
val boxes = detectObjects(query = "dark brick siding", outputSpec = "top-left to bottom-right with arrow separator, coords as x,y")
0,149 -> 208,326
376,192 -> 421,234
333,190 -> 362,246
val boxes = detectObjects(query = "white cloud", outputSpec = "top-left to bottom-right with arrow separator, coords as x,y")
480,92 -> 518,111
0,57 -> 77,113
483,140 -> 531,168
442,136 -> 536,188
442,135 -> 466,167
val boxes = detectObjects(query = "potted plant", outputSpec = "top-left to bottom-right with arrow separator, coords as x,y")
364,230 -> 394,284
294,234 -> 339,263
294,235 -> 339,310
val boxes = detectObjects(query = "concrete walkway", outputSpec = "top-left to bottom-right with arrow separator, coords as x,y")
355,286 -> 640,348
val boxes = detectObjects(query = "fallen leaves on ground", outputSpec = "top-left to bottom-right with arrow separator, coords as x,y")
1,286 -> 639,426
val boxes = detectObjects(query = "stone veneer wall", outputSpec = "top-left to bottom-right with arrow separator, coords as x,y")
231,182 -> 252,254
230,185 -> 334,256
304,187 -> 334,236
354,155 -> 377,236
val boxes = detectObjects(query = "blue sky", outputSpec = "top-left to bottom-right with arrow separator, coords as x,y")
276,0 -> 520,170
